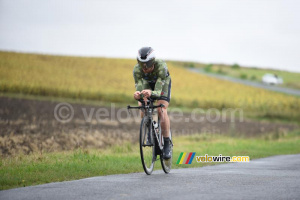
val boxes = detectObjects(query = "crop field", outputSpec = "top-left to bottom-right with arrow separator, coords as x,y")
0,51 -> 300,121
1,96 -> 298,156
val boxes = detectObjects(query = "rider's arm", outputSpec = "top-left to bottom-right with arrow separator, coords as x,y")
135,79 -> 143,92
151,64 -> 168,98
133,66 -> 144,92
151,77 -> 166,98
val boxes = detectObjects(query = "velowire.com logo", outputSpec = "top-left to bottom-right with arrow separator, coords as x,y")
176,152 -> 196,164
176,153 -> 250,164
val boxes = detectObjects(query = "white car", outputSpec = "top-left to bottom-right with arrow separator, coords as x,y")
262,74 -> 283,85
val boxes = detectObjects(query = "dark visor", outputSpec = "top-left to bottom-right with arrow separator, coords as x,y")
138,59 -> 154,69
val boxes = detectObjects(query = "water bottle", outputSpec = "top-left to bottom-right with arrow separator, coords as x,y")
153,121 -> 159,134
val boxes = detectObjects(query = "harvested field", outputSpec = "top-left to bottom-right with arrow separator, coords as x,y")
0,97 -> 298,156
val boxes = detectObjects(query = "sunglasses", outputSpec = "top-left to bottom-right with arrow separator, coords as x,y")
138,59 -> 154,69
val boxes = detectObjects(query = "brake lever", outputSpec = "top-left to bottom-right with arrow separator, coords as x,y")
127,105 -> 131,116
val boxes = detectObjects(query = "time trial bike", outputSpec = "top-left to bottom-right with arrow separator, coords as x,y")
127,98 -> 173,175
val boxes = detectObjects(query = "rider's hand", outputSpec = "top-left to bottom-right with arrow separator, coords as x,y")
134,91 -> 141,100
141,90 -> 152,98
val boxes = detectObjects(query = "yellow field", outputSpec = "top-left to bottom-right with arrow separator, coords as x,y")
1,51 -> 299,119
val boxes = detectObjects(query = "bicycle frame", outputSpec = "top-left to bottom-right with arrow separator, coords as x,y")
127,98 -> 165,149
128,97 -> 173,174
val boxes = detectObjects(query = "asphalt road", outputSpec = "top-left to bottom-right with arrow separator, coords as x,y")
1,154 -> 300,200
189,68 -> 300,97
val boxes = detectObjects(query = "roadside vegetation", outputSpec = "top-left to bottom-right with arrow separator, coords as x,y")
1,51 -> 300,122
1,131 -> 300,190
197,63 -> 300,90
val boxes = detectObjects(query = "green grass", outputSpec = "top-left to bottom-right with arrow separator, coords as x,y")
1,131 -> 300,190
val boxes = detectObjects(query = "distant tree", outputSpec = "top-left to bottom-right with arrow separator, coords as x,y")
217,67 -> 226,74
240,73 -> 247,79
204,64 -> 212,72
231,63 -> 240,69
250,75 -> 257,80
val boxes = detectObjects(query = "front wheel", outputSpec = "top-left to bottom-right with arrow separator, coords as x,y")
140,117 -> 155,175
161,130 -> 173,174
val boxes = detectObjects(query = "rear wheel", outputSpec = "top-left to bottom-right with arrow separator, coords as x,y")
161,130 -> 173,174
140,117 -> 155,175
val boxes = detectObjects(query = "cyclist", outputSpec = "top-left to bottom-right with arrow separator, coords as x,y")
133,47 -> 172,159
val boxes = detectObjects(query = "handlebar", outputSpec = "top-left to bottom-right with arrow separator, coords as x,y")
127,104 -> 165,110
138,97 -> 157,103
127,97 -> 164,114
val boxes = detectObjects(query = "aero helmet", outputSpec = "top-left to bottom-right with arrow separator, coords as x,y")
137,47 -> 155,69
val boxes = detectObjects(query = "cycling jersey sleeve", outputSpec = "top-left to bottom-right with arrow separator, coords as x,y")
133,66 -> 144,92
135,79 -> 143,92
151,77 -> 165,98
151,63 -> 168,98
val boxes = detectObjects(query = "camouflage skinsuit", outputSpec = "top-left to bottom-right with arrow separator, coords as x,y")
133,59 -> 172,102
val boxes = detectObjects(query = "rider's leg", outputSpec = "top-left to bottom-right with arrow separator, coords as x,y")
157,76 -> 171,138
157,100 -> 170,138
157,77 -> 172,159
158,100 -> 171,159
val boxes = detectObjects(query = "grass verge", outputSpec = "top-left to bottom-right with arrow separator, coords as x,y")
1,131 -> 300,190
